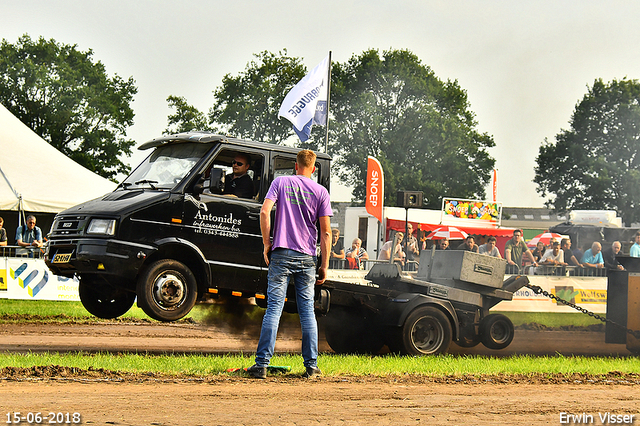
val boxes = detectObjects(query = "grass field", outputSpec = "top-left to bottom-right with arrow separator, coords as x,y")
0,299 -> 630,377
1,352 -> 638,377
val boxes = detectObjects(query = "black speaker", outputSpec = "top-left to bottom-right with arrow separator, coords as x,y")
397,190 -> 423,208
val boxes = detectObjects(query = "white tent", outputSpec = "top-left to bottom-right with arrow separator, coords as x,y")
0,103 -> 116,213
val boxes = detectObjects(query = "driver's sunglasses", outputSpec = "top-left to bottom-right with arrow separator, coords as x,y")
232,160 -> 244,166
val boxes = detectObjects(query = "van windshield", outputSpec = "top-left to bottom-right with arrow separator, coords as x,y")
122,143 -> 212,189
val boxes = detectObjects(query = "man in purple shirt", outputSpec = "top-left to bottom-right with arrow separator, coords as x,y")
247,150 -> 332,379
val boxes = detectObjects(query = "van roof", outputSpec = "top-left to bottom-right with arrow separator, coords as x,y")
138,132 -> 331,160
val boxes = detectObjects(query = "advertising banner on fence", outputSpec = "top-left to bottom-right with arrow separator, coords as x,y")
492,275 -> 607,314
0,257 -> 79,301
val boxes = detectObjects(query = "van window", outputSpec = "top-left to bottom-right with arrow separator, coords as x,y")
124,143 -> 211,189
207,149 -> 265,200
273,157 -> 321,182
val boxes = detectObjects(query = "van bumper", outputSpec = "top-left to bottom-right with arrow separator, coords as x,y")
45,238 -> 153,283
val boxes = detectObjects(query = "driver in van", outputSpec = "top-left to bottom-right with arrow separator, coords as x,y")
224,153 -> 254,199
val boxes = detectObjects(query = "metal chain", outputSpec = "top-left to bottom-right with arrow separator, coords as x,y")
523,282 -> 640,340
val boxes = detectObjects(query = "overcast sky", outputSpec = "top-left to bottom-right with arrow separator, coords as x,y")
2,0 -> 639,206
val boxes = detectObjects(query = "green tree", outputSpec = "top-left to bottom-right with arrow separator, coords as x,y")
0,34 -> 137,180
329,49 -> 495,207
164,95 -> 215,134
534,78 -> 640,225
209,50 -> 307,144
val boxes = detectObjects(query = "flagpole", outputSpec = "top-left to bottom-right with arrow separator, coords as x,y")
324,51 -> 332,154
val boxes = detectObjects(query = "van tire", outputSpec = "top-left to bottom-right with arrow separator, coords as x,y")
78,278 -> 136,319
137,259 -> 198,322
400,306 -> 452,355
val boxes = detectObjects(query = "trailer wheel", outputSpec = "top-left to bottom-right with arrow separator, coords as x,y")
400,306 -> 452,355
479,314 -> 514,350
137,259 -> 198,322
78,278 -> 135,319
323,308 -> 384,354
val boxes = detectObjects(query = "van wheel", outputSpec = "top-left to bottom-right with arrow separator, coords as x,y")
137,259 -> 198,322
400,306 -> 452,355
323,308 -> 384,354
479,314 -> 514,350
78,278 -> 135,319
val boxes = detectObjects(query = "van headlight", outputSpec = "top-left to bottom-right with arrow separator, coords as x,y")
86,219 -> 117,235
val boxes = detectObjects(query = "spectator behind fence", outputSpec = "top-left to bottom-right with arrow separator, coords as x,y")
581,242 -> 604,270
405,223 -> 420,268
0,217 -> 7,246
456,236 -> 479,253
345,238 -> 368,269
436,238 -> 450,250
330,228 -> 345,266
16,215 -> 43,257
560,238 -> 582,268
378,232 -> 405,265
479,236 -> 502,258
531,241 -> 546,262
630,232 -> 640,257
603,241 -> 625,271
504,229 -> 538,272
535,240 -> 566,274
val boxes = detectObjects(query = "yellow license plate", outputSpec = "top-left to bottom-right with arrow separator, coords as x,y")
52,253 -> 72,263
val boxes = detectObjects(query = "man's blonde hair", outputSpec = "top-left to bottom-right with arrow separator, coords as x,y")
297,149 -> 316,169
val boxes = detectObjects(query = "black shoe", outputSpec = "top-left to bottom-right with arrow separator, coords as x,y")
302,366 -> 322,378
246,364 -> 267,379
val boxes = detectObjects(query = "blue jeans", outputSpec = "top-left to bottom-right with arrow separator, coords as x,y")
255,248 -> 318,368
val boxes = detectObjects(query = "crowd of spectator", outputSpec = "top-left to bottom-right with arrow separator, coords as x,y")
328,224 -> 640,276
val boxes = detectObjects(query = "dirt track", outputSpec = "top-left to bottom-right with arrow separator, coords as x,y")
1,321 -> 639,425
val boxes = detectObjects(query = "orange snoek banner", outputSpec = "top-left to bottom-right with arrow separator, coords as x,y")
366,156 -> 384,223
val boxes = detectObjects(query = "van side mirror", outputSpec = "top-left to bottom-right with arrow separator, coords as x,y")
209,168 -> 225,194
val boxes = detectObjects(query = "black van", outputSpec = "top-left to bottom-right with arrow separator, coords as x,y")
45,132 -> 331,321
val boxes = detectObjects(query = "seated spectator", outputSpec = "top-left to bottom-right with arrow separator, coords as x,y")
630,231 -> 640,257
456,236 -> 479,253
581,242 -> 604,270
345,238 -> 369,269
531,241 -> 546,262
378,232 -> 405,265
536,240 -> 566,274
16,215 -> 43,257
603,241 -> 625,271
436,238 -> 450,250
479,236 -> 502,258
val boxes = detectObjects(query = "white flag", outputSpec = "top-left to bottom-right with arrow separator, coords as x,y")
278,55 -> 330,142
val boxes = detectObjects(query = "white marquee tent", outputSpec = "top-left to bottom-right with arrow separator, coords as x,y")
0,103 -> 116,213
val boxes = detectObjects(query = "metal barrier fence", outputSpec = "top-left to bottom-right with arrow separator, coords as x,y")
328,257 -> 607,277
0,245 -> 45,259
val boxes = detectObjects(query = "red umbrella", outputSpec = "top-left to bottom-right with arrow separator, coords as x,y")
526,232 -> 565,248
426,226 -> 469,240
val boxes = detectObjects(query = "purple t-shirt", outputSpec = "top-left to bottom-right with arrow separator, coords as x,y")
265,175 -> 332,257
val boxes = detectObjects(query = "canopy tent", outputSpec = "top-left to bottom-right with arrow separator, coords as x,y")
0,104 -> 116,213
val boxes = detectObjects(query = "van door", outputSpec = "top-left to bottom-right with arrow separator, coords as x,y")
182,148 -> 266,294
